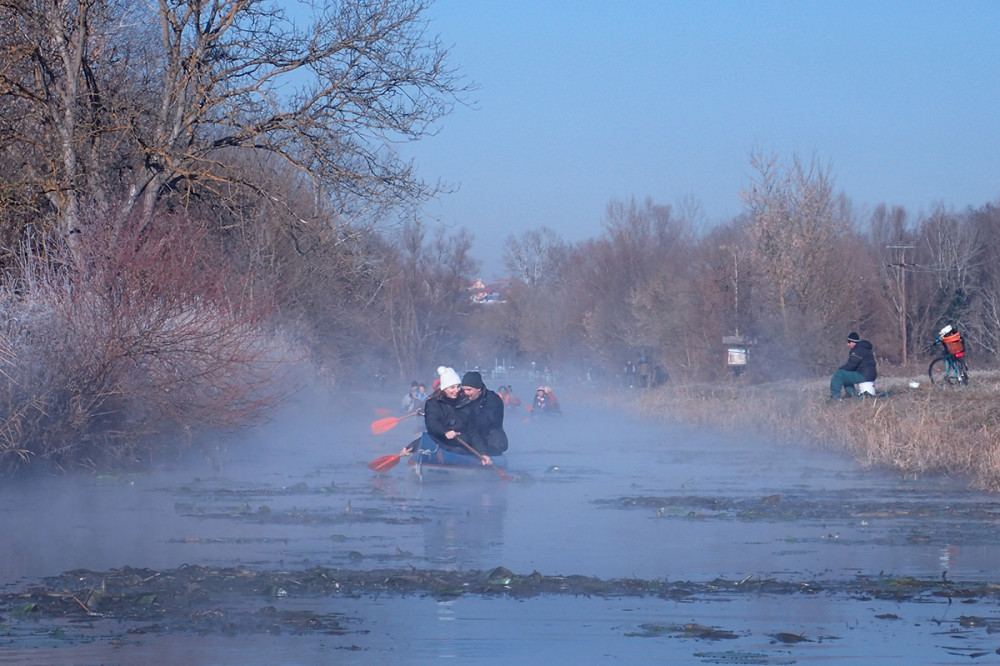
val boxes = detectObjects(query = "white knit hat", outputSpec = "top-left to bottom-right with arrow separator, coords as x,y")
437,366 -> 461,389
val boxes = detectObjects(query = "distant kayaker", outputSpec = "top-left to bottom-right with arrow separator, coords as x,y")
532,387 -> 548,411
456,371 -> 508,461
497,385 -> 521,408
531,386 -> 560,415
400,380 -> 422,412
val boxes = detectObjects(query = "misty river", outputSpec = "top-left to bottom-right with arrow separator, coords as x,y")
3,382 -> 1000,664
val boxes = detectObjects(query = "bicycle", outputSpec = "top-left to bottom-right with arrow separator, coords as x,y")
927,335 -> 969,387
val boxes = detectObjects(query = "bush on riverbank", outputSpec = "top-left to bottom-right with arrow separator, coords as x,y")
0,214 -> 290,474
637,376 -> 1000,492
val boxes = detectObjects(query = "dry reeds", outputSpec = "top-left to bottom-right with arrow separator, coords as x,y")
635,376 -> 1000,492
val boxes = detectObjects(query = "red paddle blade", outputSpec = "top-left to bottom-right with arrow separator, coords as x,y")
368,453 -> 402,473
493,466 -> 515,481
370,416 -> 400,435
373,408 -> 392,416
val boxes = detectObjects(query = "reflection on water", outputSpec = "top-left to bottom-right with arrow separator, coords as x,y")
3,386 -> 1000,663
419,482 -> 507,570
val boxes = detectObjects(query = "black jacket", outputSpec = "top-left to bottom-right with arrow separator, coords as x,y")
456,388 -> 508,454
423,392 -> 462,448
840,339 -> 877,381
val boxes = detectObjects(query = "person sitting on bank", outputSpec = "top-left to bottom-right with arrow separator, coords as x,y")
402,366 -> 464,455
455,371 -> 508,462
830,331 -> 877,399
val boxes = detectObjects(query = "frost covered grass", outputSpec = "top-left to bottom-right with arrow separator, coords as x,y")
636,373 -> 1000,492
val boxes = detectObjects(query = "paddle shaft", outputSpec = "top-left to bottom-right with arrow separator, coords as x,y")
454,436 -> 488,463
455,436 -> 513,480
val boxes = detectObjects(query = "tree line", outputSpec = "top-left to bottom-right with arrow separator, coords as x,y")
484,154 -> 1000,387
0,1 -> 995,471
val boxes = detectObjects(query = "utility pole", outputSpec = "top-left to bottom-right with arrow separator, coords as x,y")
719,245 -> 741,337
887,244 -> 915,365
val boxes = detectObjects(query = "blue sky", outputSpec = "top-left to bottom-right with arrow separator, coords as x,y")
405,1 -> 1000,278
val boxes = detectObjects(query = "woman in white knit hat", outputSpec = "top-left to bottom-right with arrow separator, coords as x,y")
402,366 -> 464,454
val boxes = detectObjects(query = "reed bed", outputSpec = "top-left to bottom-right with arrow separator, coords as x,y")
635,374 -> 1000,492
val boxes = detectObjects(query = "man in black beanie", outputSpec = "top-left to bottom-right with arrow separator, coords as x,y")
830,331 -> 877,399
456,371 -> 509,457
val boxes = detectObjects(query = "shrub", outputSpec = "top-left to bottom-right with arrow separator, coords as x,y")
0,212 -> 288,472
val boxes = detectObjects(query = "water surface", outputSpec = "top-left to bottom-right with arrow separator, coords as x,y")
2,386 -> 998,664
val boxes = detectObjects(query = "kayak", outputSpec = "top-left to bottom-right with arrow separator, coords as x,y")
408,432 -> 507,474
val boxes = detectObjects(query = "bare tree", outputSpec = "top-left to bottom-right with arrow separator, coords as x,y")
0,0 -> 466,252
0,0 -> 146,256
502,227 -> 567,287
965,203 -> 1000,355
740,152 -> 873,368
380,219 -> 478,377
568,197 -> 692,370
907,206 -> 983,351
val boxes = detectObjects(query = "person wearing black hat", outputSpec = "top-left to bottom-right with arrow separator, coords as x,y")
830,331 -> 877,399
456,370 -> 508,459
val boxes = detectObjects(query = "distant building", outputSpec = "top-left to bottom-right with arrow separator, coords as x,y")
468,278 -> 510,304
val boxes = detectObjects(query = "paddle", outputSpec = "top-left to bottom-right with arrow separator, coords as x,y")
370,410 -> 420,435
455,436 -> 515,480
368,453 -> 405,473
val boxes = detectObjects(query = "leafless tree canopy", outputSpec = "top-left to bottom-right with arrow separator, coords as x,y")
0,0 -> 466,247
0,0 -> 476,471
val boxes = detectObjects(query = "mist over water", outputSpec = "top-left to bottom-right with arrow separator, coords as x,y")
3,381 -> 999,663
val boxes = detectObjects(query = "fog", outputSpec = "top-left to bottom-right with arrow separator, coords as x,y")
3,379 -> 999,663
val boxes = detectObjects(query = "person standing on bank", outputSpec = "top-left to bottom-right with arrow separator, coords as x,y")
456,371 -> 508,461
830,331 -> 877,399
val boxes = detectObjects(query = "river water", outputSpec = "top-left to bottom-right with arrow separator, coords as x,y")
2,384 -> 1000,664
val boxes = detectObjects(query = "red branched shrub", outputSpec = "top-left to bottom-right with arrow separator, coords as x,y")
0,211 -> 289,471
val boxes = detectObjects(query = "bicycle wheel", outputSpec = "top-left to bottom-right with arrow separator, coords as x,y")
954,358 -> 970,385
928,357 -> 950,386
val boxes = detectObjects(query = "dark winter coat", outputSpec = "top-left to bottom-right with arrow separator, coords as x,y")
839,339 -> 877,381
423,392 -> 463,449
455,388 -> 508,455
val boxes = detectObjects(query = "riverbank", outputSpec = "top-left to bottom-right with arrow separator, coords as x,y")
636,372 -> 1000,492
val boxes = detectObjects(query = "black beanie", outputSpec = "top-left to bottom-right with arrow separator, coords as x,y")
846,331 -> 861,343
461,371 -> 485,389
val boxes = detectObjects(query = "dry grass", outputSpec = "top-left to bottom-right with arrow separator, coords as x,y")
635,373 -> 1000,492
